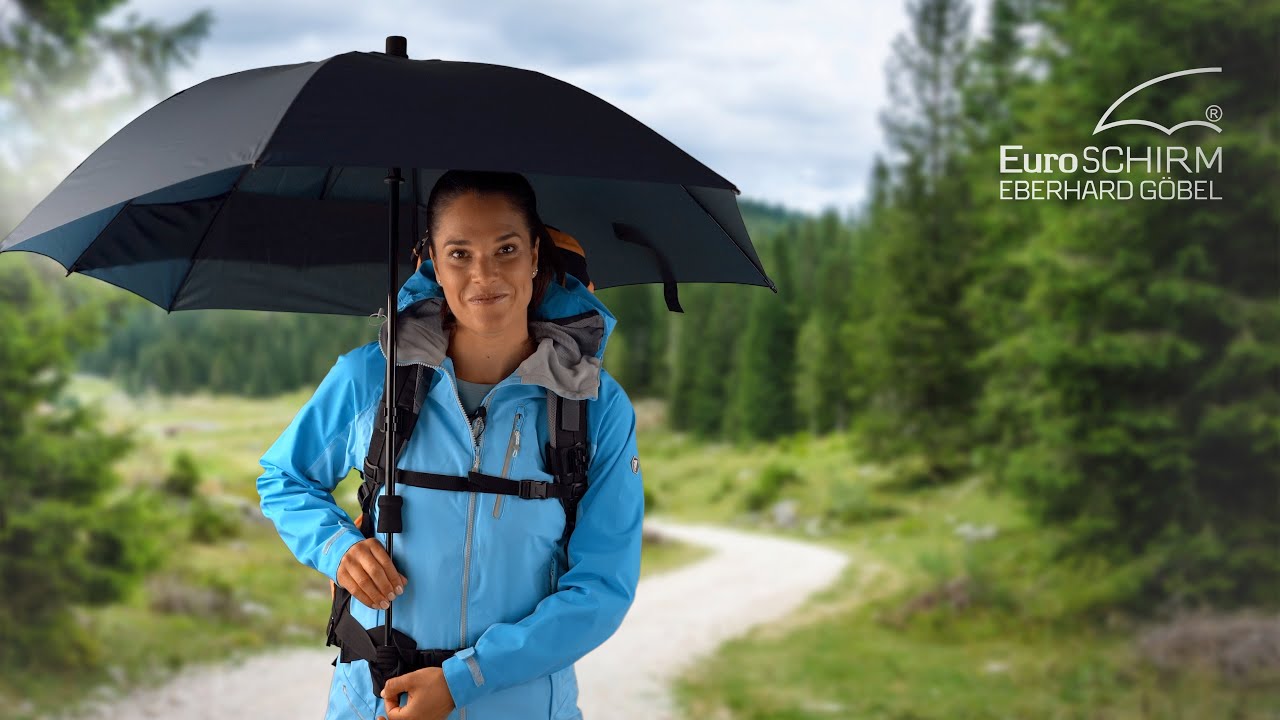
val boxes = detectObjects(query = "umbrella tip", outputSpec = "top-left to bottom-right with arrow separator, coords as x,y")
386,36 -> 407,58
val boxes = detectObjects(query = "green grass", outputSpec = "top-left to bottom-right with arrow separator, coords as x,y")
625,401 -> 1280,719
640,534 -> 713,577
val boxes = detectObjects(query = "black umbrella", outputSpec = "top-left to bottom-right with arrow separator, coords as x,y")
0,35 -> 773,666
2,37 -> 774,315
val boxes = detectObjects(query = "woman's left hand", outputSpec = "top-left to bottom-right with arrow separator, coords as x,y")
377,667 -> 456,720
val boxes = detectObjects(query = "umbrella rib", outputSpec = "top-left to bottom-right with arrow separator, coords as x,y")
254,55 -> 340,164
166,166 -> 253,313
679,185 -> 777,292
322,166 -> 346,201
64,202 -> 131,277
318,167 -> 335,200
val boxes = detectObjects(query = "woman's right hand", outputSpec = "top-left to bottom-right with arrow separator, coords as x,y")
337,537 -> 408,609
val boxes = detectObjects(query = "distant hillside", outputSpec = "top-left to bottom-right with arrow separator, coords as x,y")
737,197 -> 813,241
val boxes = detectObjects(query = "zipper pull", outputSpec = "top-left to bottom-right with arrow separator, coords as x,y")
469,405 -> 488,472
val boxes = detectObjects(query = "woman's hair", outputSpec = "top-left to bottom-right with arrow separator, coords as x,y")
415,170 -> 565,328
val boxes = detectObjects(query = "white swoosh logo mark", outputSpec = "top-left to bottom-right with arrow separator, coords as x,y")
1093,67 -> 1222,135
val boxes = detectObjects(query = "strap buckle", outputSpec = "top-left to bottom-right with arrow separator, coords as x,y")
381,405 -> 415,435
519,480 -> 549,500
567,445 -> 588,472
550,443 -> 588,477
357,473 -> 381,508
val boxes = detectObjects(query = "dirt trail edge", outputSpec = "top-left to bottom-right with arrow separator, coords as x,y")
575,518 -> 850,719
60,517 -> 849,720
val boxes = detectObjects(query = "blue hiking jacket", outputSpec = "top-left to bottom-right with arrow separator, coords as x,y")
256,261 -> 644,719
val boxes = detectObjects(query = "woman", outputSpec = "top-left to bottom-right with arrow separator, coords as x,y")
256,170 -> 645,720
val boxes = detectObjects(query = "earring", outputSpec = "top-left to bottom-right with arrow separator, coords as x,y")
532,269 -> 538,278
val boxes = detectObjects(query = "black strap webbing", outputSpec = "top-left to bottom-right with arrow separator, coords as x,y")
332,608 -> 456,693
612,222 -> 683,313
362,363 -> 429,489
397,469 -> 586,500
547,391 -> 589,544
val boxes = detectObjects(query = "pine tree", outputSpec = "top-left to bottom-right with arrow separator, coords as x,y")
688,285 -> 749,436
725,238 -> 796,441
856,0 -> 980,479
597,284 -> 659,396
0,261 -> 172,670
794,308 -> 836,433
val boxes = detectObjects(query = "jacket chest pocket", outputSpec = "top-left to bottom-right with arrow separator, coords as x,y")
492,404 -> 528,520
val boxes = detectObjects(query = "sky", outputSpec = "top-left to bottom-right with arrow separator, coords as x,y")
90,0 -> 937,217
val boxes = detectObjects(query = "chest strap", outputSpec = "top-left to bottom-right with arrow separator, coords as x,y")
395,469 -> 587,500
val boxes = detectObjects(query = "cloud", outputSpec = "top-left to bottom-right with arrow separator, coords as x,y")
101,0 -> 910,215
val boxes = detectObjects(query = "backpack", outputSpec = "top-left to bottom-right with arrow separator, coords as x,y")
325,226 -> 595,698
545,224 -> 594,292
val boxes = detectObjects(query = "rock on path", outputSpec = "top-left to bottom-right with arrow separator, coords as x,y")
58,518 -> 849,719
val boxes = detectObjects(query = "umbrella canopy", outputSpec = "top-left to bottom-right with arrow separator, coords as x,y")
1,48 -> 774,315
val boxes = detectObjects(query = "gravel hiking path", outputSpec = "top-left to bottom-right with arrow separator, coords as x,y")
56,518 -> 849,719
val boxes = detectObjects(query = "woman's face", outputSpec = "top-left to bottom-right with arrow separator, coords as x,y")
427,191 -> 540,339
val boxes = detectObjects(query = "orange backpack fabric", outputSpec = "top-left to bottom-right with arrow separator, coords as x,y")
545,225 -> 594,292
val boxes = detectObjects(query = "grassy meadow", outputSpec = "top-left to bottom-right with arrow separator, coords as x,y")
633,406 -> 1279,719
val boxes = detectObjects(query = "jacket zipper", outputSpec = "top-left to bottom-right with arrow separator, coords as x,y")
458,388 -> 493,645
451,374 -> 502,720
397,360 -> 513,720
493,409 -> 525,518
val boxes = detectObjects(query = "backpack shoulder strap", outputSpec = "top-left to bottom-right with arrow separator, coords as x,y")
546,389 -> 589,545
356,362 -> 430,537
326,361 -> 430,658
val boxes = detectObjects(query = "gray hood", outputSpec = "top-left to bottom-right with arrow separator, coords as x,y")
378,297 -> 606,401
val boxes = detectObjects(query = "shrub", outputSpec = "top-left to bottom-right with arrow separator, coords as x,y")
875,454 -> 963,493
189,496 -> 241,544
147,572 -> 240,618
827,478 -> 900,525
742,461 -> 801,512
163,450 -> 201,498
709,474 -> 734,503
643,485 -> 658,514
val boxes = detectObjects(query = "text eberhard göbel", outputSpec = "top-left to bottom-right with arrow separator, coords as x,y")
999,144 -> 1223,201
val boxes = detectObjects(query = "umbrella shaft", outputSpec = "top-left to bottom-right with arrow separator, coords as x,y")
384,167 -> 403,643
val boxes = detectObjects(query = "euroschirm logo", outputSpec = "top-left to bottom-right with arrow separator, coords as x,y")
1000,67 -> 1225,202
1094,67 -> 1223,135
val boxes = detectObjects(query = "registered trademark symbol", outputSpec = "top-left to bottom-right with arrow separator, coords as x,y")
1205,105 -> 1223,122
